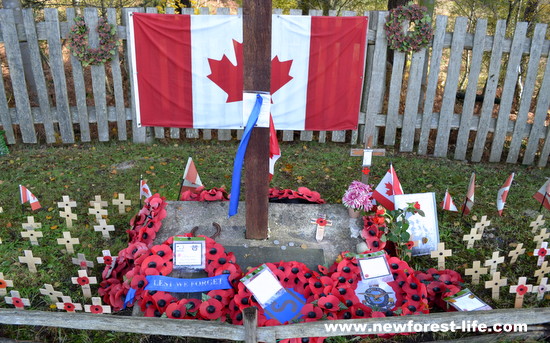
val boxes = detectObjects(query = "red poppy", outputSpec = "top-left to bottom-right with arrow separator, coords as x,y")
336,259 -> 359,279
151,244 -> 173,261
413,202 -> 421,210
296,187 -> 325,204
0,279 -> 7,288
109,283 -> 128,311
185,298 -> 201,314
12,297 -> 24,308
206,243 -> 225,261
387,256 -> 411,274
405,241 -> 415,250
64,303 -> 76,312
77,277 -> 90,286
230,308 -> 244,324
300,303 -> 323,322
199,298 -> 223,320
165,299 -> 188,319
332,286 -> 359,308
234,291 -> 254,310
362,167 -> 370,175
137,225 -> 157,246
516,284 -> 529,296
103,256 -> 113,265
200,187 -> 230,201
316,218 -> 328,226
317,265 -> 329,275
90,305 -> 103,314
402,275 -> 423,296
376,206 -> 386,216
180,189 -> 201,201
538,248 -> 547,257
141,255 -> 172,276
350,304 -> 372,318
318,295 -> 340,312
130,275 -> 148,291
207,289 -> 234,306
153,291 -> 175,312
426,281 -> 445,296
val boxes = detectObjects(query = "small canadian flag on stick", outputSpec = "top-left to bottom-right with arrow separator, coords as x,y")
178,157 -> 203,198
19,185 -> 41,211
441,189 -> 458,212
139,179 -> 152,200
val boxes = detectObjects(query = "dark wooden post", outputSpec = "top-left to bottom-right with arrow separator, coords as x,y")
243,306 -> 258,343
243,0 -> 271,239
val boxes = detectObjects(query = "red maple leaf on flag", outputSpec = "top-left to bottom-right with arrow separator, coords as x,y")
500,190 -> 508,202
207,41 -> 293,103
385,182 -> 393,196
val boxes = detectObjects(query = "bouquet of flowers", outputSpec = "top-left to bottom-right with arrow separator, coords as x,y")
342,181 -> 374,214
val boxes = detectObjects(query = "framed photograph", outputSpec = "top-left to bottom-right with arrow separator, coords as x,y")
357,251 -> 393,285
172,236 -> 206,270
444,289 -> 492,311
394,192 -> 439,256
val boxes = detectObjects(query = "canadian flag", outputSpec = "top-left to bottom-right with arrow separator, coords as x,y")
140,180 -> 152,200
180,157 -> 203,195
129,13 -> 367,131
19,185 -> 41,211
441,189 -> 458,212
497,173 -> 514,216
372,164 -> 404,211
533,179 -> 550,211
461,172 -> 476,215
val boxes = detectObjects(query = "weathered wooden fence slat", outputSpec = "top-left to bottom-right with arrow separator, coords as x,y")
417,15 -> 448,155
66,8 -> 91,143
22,8 -> 55,144
489,21 -> 528,162
454,19 -> 487,161
507,23 -> 547,164
0,9 -> 36,143
530,56 -> 550,167
433,16 -> 467,157
0,8 -> 548,166
471,20 -> 507,162
44,8 -> 74,143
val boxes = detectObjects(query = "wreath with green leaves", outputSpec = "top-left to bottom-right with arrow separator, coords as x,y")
68,16 -> 119,67
384,3 -> 433,53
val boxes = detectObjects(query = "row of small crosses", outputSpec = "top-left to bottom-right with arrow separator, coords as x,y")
58,194 -> 131,228
1,251 -> 115,313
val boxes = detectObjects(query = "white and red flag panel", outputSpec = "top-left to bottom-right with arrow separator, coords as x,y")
129,13 -> 367,131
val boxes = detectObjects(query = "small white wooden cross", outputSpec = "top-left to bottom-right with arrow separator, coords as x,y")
97,250 -> 116,278
94,219 -> 115,239
530,215 -> 546,233
57,231 -> 80,254
5,290 -> 30,310
112,193 -> 131,214
311,215 -> 332,242
509,276 -> 533,308
84,297 -> 112,314
20,228 -> 43,246
465,260 -> 488,285
71,270 -> 97,299
18,250 -> 42,273
56,295 -> 83,313
534,229 -> 550,248
89,195 -> 108,208
58,195 -> 77,209
350,136 -> 386,183
534,277 -> 549,301
0,272 -> 14,296
534,261 -> 550,284
0,206 -> 3,213
508,243 -> 526,264
39,284 -> 64,303
72,253 -> 94,269
462,228 -> 482,249
474,215 -> 491,236
430,242 -> 452,270
59,208 -> 77,228
88,202 -> 108,222
534,242 -> 548,266
484,271 -> 508,300
22,216 -> 41,230
484,251 -> 505,274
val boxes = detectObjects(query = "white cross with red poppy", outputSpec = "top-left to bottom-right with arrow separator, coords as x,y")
94,219 -> 115,239
311,215 -> 332,242
484,271 -> 507,300
112,193 -> 131,214
88,202 -> 108,223
0,272 -> 14,296
72,253 -> 94,270
5,290 -> 30,310
84,297 -> 111,314
39,283 -> 64,303
97,250 -> 116,278
508,243 -> 526,264
534,277 -> 549,301
56,295 -> 83,312
530,215 -> 545,233
509,277 -> 533,308
57,231 -> 80,254
71,270 -> 97,299
534,242 -> 548,266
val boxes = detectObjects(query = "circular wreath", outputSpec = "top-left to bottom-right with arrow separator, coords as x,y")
384,4 -> 433,53
68,16 -> 119,67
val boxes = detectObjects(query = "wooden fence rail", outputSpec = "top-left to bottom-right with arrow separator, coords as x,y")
0,7 -> 549,166
1,307 -> 549,342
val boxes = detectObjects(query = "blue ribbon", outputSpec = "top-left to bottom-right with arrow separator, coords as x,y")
123,274 -> 232,308
228,94 -> 263,217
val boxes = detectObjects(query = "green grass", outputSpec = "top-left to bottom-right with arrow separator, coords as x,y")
0,139 -> 548,342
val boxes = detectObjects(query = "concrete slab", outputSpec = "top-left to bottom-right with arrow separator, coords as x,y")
155,201 -> 364,268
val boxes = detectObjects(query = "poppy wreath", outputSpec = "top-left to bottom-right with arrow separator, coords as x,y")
384,3 -> 433,53
68,16 -> 119,67
127,193 -> 168,247
180,186 -> 230,201
268,187 -> 326,204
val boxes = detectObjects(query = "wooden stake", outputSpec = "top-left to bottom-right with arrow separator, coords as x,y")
484,271 -> 507,300
21,216 -> 41,230
243,0 -> 271,240
509,277 -> 533,308
465,260 -> 488,285
20,228 -> 43,246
